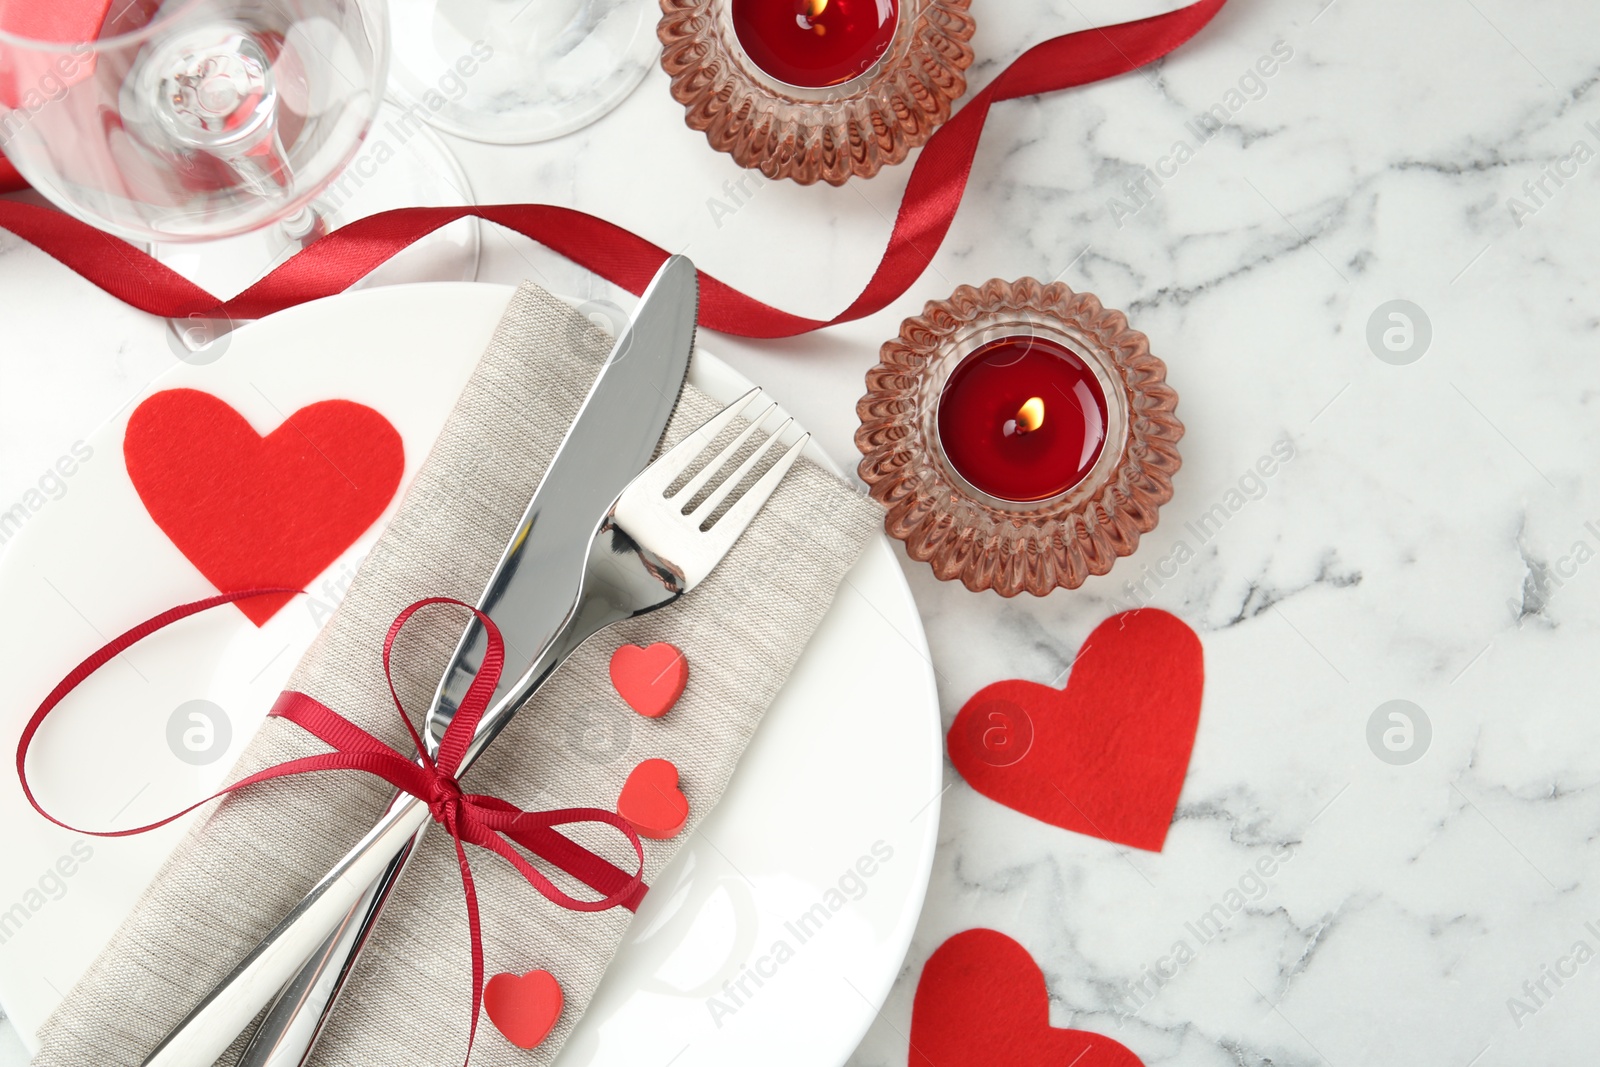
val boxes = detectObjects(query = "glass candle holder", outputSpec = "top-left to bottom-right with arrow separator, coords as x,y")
856,278 -> 1183,596
657,0 -> 975,185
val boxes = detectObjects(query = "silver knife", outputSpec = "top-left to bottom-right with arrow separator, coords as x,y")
141,257 -> 699,1067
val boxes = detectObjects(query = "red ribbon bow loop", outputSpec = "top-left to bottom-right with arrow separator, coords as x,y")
14,589 -> 648,1062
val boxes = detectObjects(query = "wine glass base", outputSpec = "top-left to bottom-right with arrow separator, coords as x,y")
151,98 -> 481,348
386,0 -> 660,144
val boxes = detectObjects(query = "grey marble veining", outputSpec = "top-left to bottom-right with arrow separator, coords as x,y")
4,0 -> 1600,1064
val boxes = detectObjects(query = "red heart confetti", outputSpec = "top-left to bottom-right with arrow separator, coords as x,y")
122,389 -> 404,626
483,969 -> 563,1050
609,642 -> 689,718
946,609 -> 1203,852
910,929 -> 1144,1067
616,757 -> 689,839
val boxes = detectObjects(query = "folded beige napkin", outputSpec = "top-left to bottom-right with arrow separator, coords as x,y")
34,283 -> 883,1066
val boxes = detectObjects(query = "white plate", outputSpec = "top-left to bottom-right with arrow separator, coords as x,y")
0,284 -> 941,1066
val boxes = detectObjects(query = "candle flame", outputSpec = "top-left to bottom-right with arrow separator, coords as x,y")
1014,396 -> 1045,434
801,0 -> 829,15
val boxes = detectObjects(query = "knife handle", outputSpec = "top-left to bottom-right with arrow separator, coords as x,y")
235,825 -> 421,1067
140,800 -> 431,1067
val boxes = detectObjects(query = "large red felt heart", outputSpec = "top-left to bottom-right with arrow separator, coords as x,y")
123,389 -> 404,626
910,929 -> 1144,1067
947,609 -> 1203,852
483,969 -> 563,1050
609,642 -> 689,718
616,757 -> 689,839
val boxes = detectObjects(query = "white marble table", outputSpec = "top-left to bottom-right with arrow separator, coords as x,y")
5,0 -> 1600,1064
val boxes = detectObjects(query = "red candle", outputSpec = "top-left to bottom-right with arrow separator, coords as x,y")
936,336 -> 1109,502
730,0 -> 899,89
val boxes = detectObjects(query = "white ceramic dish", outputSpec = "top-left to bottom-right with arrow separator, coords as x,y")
0,284 -> 941,1066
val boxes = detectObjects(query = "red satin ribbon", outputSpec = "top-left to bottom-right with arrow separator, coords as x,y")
0,0 -> 1226,338
14,590 -> 646,1063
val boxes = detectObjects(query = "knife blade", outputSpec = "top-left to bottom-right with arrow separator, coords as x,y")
429,256 -> 699,731
143,258 -> 699,1067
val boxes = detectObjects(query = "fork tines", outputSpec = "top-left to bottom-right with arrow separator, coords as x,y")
643,389 -> 810,524
616,389 -> 810,588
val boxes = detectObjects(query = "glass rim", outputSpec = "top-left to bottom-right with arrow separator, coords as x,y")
719,0 -> 902,99
0,0 -> 222,53
925,317 -> 1130,513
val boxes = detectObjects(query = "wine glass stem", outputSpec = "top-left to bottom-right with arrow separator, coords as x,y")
279,203 -> 329,248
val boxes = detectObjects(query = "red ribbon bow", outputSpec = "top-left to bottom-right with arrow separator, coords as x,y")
14,590 -> 647,1061
0,0 -> 1226,337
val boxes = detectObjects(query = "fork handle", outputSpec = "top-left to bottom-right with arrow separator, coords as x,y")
236,832 -> 419,1067
140,800 -> 432,1067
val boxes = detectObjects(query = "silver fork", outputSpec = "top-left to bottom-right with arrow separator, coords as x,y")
143,389 -> 808,1067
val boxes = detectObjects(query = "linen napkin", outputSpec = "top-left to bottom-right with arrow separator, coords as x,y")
33,282 -> 884,1066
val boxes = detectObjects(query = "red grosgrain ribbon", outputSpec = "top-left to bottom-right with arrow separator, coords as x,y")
14,589 -> 646,1063
0,0 -> 1225,338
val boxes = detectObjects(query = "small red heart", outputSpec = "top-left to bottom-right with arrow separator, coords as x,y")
910,929 -> 1144,1066
609,643 -> 689,718
947,609 -> 1203,852
617,758 -> 689,839
483,969 -> 563,1050
122,389 -> 404,626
